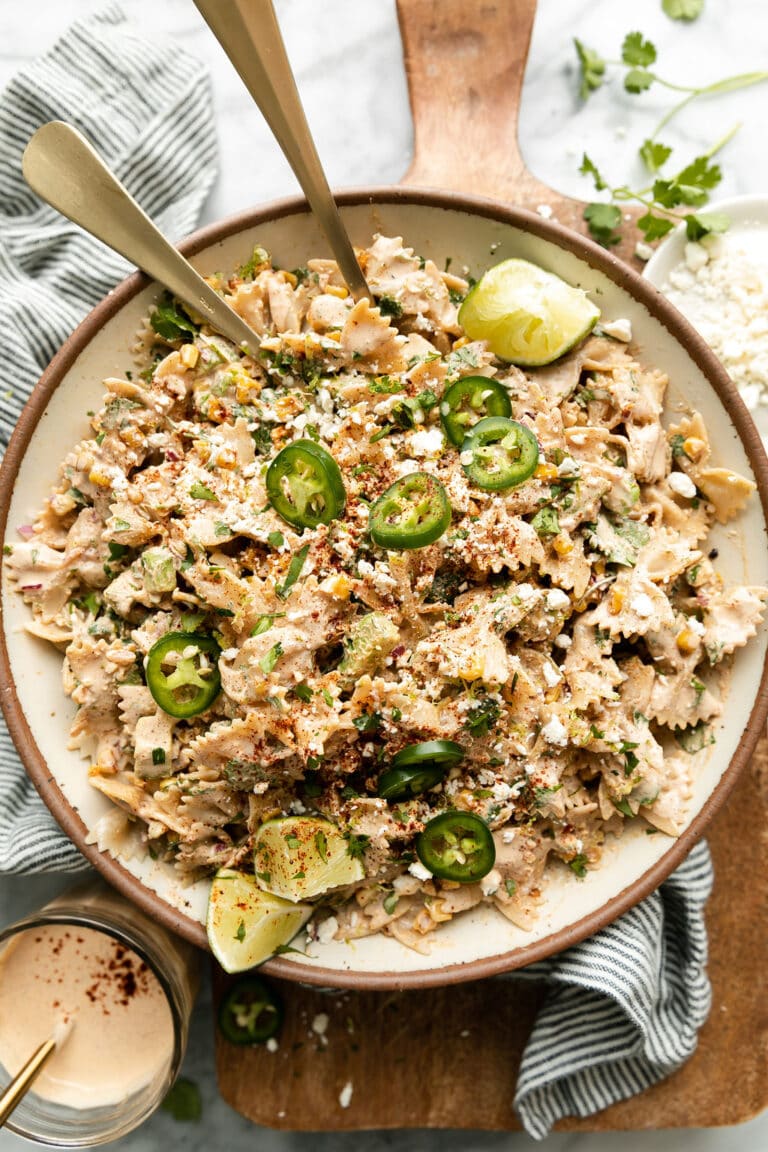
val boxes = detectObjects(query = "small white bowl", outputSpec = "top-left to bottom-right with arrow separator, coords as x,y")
643,193 -> 768,287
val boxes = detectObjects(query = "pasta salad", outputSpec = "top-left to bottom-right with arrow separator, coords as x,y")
6,234 -> 767,957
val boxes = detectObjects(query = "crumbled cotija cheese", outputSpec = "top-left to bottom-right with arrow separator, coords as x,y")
662,232 -> 768,411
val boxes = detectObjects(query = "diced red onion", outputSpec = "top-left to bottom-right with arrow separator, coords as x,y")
17,524 -> 34,538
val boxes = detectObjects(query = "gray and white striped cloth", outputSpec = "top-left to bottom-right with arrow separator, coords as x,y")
0,5 -> 217,872
0,7 -> 713,1138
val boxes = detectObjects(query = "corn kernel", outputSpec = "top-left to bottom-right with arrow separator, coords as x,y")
88,468 -> 111,488
281,270 -> 298,288
452,336 -> 469,350
325,284 -> 348,299
535,462 -> 558,480
610,588 -> 624,614
319,573 -> 352,599
676,630 -> 699,654
553,534 -> 573,557
594,558 -> 606,576
682,436 -> 706,461
180,343 -> 199,369
325,329 -> 342,342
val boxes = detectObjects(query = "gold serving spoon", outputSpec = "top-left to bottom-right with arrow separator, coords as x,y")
22,121 -> 261,352
192,0 -> 370,301
0,1018 -> 74,1127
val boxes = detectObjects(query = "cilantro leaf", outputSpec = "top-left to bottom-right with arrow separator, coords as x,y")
684,210 -> 730,241
189,481 -> 217,501
637,211 -> 676,241
574,39 -> 606,100
583,202 -> 622,247
149,294 -> 198,342
624,68 -> 654,94
639,138 -> 672,173
161,1077 -> 202,1122
676,154 -> 722,192
621,32 -> 657,68
259,641 -> 284,675
579,153 -> 608,192
276,543 -> 310,600
662,0 -> 704,22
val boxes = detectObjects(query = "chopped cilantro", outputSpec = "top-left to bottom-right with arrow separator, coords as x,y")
276,544 -> 310,600
149,294 -> 199,342
377,294 -> 403,318
189,481 -> 217,501
259,642 -> 284,675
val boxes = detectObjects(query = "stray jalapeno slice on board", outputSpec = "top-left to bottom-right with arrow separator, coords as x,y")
146,631 -> 221,719
369,472 -> 451,550
415,810 -> 496,883
440,376 -> 512,446
460,416 -> 539,491
266,440 -> 346,530
218,977 -> 283,1045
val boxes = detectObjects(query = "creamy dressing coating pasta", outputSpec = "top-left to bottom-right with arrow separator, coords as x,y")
6,234 -> 767,952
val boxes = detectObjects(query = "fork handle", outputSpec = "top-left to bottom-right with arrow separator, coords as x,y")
22,121 -> 261,351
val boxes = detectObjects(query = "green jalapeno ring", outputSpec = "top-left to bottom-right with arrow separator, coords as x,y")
415,810 -> 496,883
146,631 -> 222,719
461,416 -> 539,491
369,472 -> 451,550
440,376 -> 512,446
266,440 -> 346,530
391,740 -> 465,770
218,977 -> 284,1045
378,765 -> 446,801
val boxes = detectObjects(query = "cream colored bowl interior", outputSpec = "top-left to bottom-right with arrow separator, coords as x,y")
3,199 -> 767,977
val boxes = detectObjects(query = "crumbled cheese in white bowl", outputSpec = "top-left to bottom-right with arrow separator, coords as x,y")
644,195 -> 768,449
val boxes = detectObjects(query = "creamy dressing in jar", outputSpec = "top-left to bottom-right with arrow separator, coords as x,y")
0,923 -> 174,1108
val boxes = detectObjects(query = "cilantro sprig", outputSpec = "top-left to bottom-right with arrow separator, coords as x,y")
573,30 -> 768,247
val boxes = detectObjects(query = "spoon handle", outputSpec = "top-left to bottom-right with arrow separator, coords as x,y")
193,0 -> 370,301
22,121 -> 261,352
0,1037 -> 56,1126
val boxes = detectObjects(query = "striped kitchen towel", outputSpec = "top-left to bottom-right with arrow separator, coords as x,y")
0,5 -> 713,1137
0,4 -> 217,871
513,839 -> 713,1137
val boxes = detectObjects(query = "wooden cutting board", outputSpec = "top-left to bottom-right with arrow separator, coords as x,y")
214,0 -> 767,1131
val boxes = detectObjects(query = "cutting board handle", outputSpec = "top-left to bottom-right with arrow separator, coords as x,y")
396,0 -> 552,204
395,0 -> 642,259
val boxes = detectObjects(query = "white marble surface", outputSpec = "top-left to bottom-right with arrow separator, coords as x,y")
2,0 -> 768,1148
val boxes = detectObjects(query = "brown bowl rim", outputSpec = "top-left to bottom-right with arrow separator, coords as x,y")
2,186 -> 768,990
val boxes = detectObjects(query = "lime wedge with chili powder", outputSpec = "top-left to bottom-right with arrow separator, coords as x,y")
458,258 -> 599,366
207,869 -> 311,973
253,816 -> 364,902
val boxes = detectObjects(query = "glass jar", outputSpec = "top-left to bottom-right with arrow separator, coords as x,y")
0,878 -> 200,1146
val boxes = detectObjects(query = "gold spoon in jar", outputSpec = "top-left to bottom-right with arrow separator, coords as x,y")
22,121 -> 262,352
192,0 -> 370,301
0,1018 -> 74,1127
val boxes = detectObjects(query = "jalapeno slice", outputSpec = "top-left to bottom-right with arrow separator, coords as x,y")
378,766 -> 445,800
218,977 -> 283,1045
146,631 -> 221,719
461,417 -> 539,491
369,472 -> 451,550
266,440 -> 346,530
416,810 -> 496,883
440,376 -> 512,446
391,740 -> 465,770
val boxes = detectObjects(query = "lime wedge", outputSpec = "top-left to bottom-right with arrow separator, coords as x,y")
458,258 -> 600,366
207,869 -> 311,973
253,816 -> 365,902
